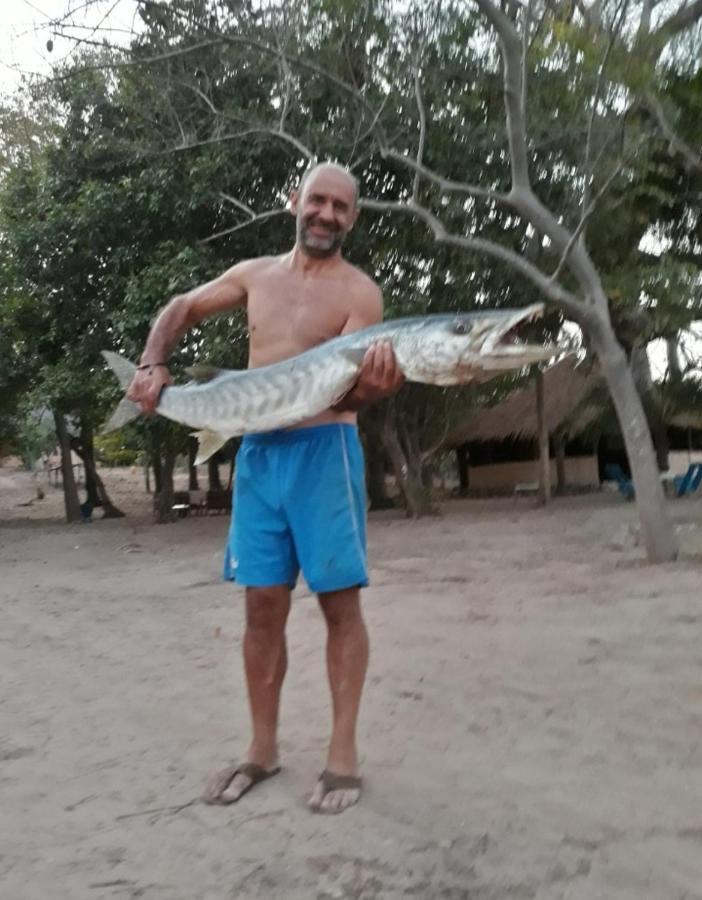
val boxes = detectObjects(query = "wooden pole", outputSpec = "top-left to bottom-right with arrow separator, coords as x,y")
456,445 -> 469,496
535,369 -> 551,505
53,411 -> 82,522
554,432 -> 566,495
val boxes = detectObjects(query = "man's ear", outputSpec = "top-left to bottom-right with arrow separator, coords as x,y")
289,190 -> 299,217
347,206 -> 360,232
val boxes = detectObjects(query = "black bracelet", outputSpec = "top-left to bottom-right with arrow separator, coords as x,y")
137,362 -> 167,371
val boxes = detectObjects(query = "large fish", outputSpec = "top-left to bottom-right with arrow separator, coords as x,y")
102,303 -> 558,463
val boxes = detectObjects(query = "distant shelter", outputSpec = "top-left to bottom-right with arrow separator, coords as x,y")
445,358 -> 702,497
446,358 -> 602,496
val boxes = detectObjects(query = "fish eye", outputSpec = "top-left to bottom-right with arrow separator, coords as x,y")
453,321 -> 470,335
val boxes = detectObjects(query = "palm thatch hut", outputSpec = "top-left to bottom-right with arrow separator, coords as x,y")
446,357 -> 603,498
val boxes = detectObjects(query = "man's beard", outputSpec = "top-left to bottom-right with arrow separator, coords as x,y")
298,217 -> 346,258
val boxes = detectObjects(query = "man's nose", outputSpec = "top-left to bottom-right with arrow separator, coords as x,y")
317,202 -> 335,221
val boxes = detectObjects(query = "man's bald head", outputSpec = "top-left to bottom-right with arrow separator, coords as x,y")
291,161 -> 360,259
298,162 -> 359,210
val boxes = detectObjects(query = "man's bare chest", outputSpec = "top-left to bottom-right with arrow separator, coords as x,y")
246,275 -> 350,360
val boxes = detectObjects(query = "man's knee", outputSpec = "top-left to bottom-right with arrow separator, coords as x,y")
246,586 -> 291,635
318,588 -> 363,631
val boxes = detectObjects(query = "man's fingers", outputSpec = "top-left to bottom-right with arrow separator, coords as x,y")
125,370 -> 171,416
361,341 -> 404,390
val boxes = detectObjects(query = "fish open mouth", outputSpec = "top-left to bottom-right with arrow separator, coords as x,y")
481,303 -> 545,354
472,302 -> 564,371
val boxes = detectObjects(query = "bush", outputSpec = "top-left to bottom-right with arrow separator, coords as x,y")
94,432 -> 140,467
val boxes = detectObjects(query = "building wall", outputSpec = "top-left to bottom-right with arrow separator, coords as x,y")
469,455 -> 599,490
666,450 -> 702,475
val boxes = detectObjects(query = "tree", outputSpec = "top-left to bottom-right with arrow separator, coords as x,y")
14,0 -> 702,557
106,0 -> 699,561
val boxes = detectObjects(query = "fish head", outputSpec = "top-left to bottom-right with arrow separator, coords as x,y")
398,303 -> 559,386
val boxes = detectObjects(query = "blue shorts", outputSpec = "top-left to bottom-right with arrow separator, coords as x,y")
223,424 -> 368,594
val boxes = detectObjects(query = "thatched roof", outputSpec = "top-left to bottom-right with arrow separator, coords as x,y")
447,356 -> 602,447
670,411 -> 702,430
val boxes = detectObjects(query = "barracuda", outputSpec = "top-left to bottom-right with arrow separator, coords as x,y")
102,303 -> 559,463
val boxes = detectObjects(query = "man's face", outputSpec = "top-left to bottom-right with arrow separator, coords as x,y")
291,169 -> 358,258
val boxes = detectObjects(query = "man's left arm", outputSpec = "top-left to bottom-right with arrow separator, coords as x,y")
333,283 -> 405,413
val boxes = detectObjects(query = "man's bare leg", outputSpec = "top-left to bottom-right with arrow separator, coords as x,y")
204,585 -> 290,804
309,587 -> 369,814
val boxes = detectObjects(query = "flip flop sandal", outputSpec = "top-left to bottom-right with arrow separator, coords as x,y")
203,762 -> 281,805
310,769 -> 362,814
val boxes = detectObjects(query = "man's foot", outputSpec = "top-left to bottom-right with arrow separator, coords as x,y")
203,762 -> 281,805
308,770 -> 362,814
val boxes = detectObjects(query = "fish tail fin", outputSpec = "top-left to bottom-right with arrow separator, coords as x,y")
102,350 -> 137,390
101,398 -> 141,434
192,429 -> 229,465
100,351 -> 141,434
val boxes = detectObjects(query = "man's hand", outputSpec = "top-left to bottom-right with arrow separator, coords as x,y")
335,341 -> 405,412
126,365 -> 173,415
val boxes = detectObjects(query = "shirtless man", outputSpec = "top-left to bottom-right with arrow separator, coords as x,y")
127,162 -> 403,814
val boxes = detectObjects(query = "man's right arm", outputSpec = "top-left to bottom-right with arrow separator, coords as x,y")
126,260 -> 256,414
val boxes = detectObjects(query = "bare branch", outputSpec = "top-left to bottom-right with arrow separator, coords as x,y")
413,67 -> 427,202
133,0 -> 388,144
638,0 -> 653,37
164,127 -> 314,161
644,91 -> 702,173
582,0 -> 627,212
268,14 -> 295,133
176,80 -> 219,116
473,0 -> 531,190
360,196 -> 584,319
550,162 -> 624,282
219,192 -> 255,217
36,35 -> 225,84
653,0 -> 702,43
200,208 -> 289,244
521,0 -> 532,118
382,150 -> 508,204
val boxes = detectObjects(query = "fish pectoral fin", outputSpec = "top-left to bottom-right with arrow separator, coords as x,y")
193,430 -> 229,465
338,348 -> 367,369
184,364 -> 226,383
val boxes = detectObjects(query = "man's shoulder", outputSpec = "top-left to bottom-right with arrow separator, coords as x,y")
228,254 -> 283,277
340,260 -> 382,298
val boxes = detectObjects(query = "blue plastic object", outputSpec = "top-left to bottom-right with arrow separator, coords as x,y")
673,463 -> 702,497
604,463 -> 635,500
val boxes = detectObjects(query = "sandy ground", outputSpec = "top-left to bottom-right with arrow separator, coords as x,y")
1,462 -> 702,900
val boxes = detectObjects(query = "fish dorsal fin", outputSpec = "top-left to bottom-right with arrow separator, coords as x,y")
185,364 -> 226,383
192,429 -> 229,466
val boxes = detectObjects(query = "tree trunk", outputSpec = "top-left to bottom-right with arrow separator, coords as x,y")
554,433 -> 567,495
666,335 -> 682,380
596,335 -> 677,562
53,410 -> 81,522
153,448 -> 177,523
82,452 -> 125,518
208,457 -> 223,491
631,346 -> 669,471
535,369 -> 551,506
456,445 -> 470,496
381,418 -> 434,517
187,437 -> 200,491
365,434 -> 393,510
151,432 -> 163,494
74,422 -> 125,518
83,448 -> 101,507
